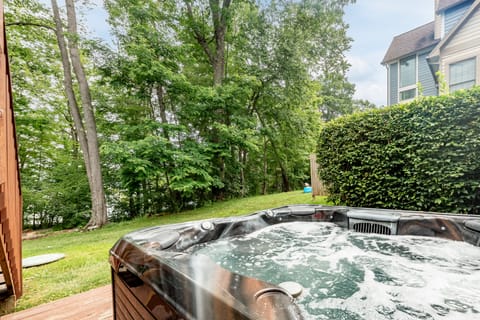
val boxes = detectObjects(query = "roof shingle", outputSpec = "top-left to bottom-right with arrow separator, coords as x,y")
382,22 -> 439,64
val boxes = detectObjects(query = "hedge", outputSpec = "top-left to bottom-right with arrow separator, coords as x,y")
317,87 -> 480,214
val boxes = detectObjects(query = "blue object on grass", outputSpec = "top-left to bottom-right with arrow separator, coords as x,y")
303,186 -> 312,193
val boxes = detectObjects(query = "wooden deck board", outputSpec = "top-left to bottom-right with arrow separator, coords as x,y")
0,285 -> 113,320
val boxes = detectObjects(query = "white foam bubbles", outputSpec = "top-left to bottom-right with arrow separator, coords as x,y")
191,222 -> 480,320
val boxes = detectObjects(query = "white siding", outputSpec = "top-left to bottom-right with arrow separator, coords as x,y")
444,5 -> 480,51
439,5 -> 480,88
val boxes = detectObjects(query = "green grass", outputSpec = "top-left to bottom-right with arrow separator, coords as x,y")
18,191 -> 329,311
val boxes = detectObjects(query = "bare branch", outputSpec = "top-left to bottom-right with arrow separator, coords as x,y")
6,21 -> 55,32
184,1 -> 215,65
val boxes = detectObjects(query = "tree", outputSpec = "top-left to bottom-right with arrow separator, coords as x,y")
227,0 -> 353,190
102,0 -> 355,201
184,0 -> 232,86
9,0 -> 357,225
181,0 -> 240,199
5,0 -> 91,228
51,0 -> 107,228
102,0 -> 220,215
353,99 -> 377,111
319,73 -> 356,121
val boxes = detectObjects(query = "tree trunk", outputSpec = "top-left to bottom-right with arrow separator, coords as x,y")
239,149 -> 246,197
51,0 -> 107,228
280,165 -> 290,192
64,0 -> 107,228
252,105 -> 290,193
212,35 -> 225,86
156,85 -> 170,140
185,0 -> 231,86
209,0 -> 231,86
209,0 -> 230,86
51,0 -> 90,177
262,138 -> 268,195
184,0 -> 231,200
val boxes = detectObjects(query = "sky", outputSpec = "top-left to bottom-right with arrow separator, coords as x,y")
71,0 -> 435,106
344,1 -> 434,106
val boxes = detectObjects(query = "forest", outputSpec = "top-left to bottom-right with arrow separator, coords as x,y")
5,0 -> 367,229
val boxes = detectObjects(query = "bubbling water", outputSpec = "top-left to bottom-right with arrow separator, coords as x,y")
190,222 -> 480,320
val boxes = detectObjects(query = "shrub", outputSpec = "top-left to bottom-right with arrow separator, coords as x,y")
317,88 -> 480,213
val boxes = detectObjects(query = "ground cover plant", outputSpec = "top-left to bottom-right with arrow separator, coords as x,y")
18,191 -> 328,311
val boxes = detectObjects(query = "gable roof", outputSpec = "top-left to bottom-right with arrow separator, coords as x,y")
437,0 -> 471,12
382,22 -> 439,64
429,0 -> 480,59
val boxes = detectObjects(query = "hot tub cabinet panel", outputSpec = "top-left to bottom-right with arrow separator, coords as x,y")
110,205 -> 480,320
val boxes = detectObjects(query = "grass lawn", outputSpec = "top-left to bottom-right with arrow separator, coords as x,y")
18,191 -> 329,311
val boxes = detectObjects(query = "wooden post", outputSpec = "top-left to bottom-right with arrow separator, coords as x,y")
309,154 -> 326,198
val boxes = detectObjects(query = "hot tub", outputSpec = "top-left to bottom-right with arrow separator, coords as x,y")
109,205 -> 480,319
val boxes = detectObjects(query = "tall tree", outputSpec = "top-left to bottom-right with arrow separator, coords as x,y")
227,0 -> 350,191
5,0 -> 91,228
51,0 -> 107,227
184,0 -> 231,86
100,0 -> 356,216
182,0 -> 238,199
102,0 -> 219,215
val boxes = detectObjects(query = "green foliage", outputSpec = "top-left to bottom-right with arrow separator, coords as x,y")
436,71 -> 449,95
5,0 -> 92,229
99,0 -> 352,211
317,87 -> 480,213
8,0 -> 356,228
101,131 -> 217,217
417,81 -> 424,97
352,99 -> 377,111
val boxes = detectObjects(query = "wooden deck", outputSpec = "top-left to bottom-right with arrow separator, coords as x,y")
0,285 -> 113,320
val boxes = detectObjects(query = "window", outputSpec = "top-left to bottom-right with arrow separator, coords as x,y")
400,88 -> 416,101
399,55 -> 417,101
400,55 -> 416,87
450,58 -> 476,92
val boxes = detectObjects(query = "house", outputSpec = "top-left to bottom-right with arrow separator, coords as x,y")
382,0 -> 480,105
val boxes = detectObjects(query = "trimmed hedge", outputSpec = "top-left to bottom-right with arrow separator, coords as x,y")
317,87 -> 480,214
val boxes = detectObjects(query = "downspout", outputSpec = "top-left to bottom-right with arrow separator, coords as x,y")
385,63 -> 390,106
